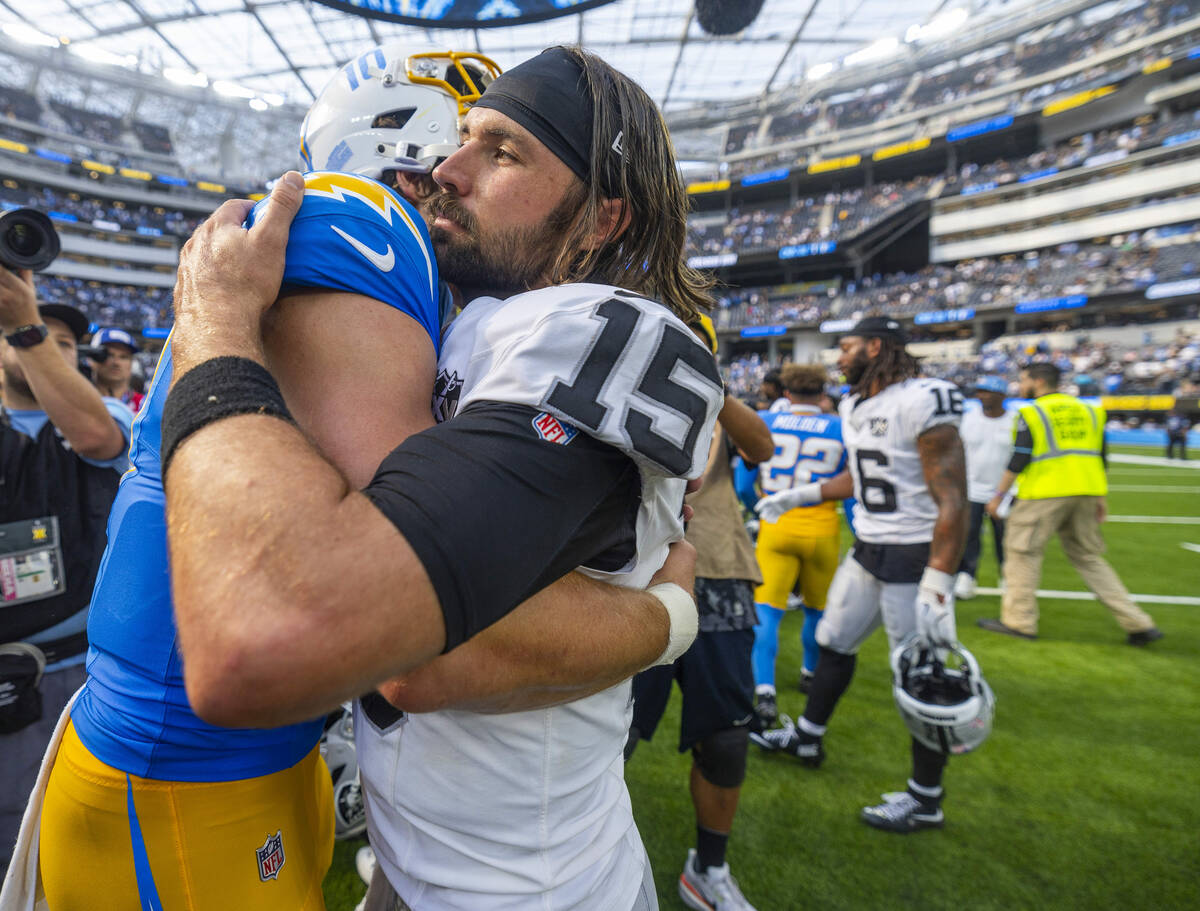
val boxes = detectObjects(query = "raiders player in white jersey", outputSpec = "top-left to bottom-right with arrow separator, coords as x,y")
355,282 -> 723,911
753,317 -> 968,833
155,45 -> 729,911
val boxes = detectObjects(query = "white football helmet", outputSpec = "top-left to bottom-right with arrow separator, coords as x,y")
318,703 -> 367,840
300,44 -> 501,179
891,637 -> 995,755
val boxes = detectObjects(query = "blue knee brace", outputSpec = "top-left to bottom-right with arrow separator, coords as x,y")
801,607 -> 822,674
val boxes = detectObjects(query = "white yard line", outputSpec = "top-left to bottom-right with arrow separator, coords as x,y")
1106,516 -> 1200,524
1108,485 -> 1200,493
1181,543 -> 1200,555
975,587 -> 1200,605
1109,454 -> 1200,469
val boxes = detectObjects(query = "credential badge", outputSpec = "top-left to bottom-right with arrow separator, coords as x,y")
256,830 -> 286,882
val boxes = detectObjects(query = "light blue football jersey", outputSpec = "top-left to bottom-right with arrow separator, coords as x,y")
72,172 -> 439,781
758,406 -> 847,537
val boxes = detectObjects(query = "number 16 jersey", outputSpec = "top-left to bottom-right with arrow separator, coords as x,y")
840,377 -> 962,545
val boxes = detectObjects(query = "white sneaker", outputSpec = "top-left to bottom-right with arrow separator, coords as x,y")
954,572 -> 977,600
356,845 -> 376,886
678,849 -> 758,910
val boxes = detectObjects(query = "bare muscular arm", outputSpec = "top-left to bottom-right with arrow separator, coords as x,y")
380,541 -> 694,714
917,423 -> 969,574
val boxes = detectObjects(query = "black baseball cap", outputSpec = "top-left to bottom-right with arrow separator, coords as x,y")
846,316 -> 906,343
38,303 -> 89,342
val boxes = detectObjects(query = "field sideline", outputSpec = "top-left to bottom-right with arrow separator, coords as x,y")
322,446 -> 1199,910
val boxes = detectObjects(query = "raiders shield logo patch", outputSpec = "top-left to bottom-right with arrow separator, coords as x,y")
869,417 -> 889,437
433,369 -> 464,423
256,830 -> 286,882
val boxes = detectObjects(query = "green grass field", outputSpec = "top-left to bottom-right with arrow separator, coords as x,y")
323,446 -> 1200,910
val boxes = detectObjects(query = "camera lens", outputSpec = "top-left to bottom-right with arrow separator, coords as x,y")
7,223 -> 39,257
0,208 -> 61,272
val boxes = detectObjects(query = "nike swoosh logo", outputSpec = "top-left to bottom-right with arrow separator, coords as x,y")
330,224 -> 395,272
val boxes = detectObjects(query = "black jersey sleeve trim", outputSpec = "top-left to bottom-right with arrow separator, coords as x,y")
362,402 -> 642,652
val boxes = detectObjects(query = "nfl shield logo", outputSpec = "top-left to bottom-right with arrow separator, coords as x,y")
256,830 -> 286,882
531,411 -> 580,445
870,417 -> 889,437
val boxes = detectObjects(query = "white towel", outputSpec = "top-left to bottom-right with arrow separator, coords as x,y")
0,688 -> 80,911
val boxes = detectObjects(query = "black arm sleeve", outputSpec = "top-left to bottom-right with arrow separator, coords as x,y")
363,402 -> 642,652
1007,415 -> 1034,474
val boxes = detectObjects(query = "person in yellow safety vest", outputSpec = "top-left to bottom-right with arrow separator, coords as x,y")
976,362 -> 1163,645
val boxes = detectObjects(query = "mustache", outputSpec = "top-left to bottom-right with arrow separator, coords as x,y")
425,192 -> 476,234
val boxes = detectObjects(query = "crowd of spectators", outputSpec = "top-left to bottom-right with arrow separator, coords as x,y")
721,327 -> 1200,403
714,228 -> 1200,330
693,105 -> 1200,262
47,99 -> 124,147
926,326 -> 1200,397
723,0 -> 1200,174
687,177 -> 936,256
0,180 -> 200,236
35,274 -> 173,330
957,108 -> 1200,193
0,84 -> 176,158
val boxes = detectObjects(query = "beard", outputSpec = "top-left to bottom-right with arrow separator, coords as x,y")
842,349 -> 870,386
424,188 -> 582,298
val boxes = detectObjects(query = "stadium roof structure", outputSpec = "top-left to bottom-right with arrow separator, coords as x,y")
2,0 -> 986,115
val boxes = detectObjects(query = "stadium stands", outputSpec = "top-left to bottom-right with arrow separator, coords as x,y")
35,273 -> 173,330
715,0 -> 1200,178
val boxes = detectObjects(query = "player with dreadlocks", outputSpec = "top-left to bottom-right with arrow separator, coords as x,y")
752,317 -> 971,833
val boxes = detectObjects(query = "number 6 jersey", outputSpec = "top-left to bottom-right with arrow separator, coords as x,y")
357,283 -> 724,910
841,377 -> 963,545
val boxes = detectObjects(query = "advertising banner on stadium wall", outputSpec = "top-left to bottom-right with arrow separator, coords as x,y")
1146,278 -> 1200,300
687,253 -> 738,269
739,325 -> 789,338
312,0 -> 618,27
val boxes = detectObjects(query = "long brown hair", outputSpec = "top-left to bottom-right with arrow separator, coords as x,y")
543,46 -> 714,324
853,336 -> 922,399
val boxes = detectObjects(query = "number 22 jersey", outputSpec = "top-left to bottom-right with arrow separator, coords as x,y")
840,377 -> 962,546
758,405 -> 846,538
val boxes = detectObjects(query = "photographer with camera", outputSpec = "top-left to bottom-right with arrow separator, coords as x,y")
0,224 -> 132,876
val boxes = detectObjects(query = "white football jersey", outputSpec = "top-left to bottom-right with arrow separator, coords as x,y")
840,377 -> 963,545
357,283 -> 724,911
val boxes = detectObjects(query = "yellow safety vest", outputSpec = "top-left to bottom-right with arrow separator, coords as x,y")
1015,393 -> 1107,499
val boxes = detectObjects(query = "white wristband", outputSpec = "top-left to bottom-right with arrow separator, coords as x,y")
919,566 -> 954,596
647,582 -> 699,667
791,481 -> 823,508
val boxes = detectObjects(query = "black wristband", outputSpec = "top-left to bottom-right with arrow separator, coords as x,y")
161,356 -> 294,474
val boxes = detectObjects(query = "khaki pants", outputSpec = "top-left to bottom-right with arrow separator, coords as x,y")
1001,496 -> 1155,636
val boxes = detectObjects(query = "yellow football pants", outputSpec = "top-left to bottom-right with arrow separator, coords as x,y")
754,524 -> 840,611
40,721 -> 333,911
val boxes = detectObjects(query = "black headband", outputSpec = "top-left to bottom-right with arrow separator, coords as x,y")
472,47 -> 621,196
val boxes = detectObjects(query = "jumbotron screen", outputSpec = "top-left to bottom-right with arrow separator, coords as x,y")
312,0 -> 619,28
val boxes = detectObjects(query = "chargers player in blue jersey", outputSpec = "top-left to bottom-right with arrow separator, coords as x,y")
745,364 -> 846,730
9,45 -> 703,911
133,46 -> 726,911
24,48 -> 492,911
